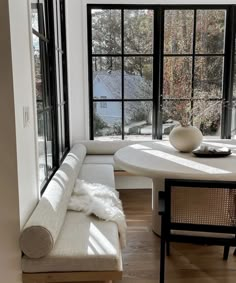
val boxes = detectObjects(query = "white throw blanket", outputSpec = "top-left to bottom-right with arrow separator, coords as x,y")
68,179 -> 127,248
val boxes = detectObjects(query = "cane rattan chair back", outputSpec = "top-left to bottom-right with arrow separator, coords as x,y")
169,181 -> 236,232
159,179 -> 236,283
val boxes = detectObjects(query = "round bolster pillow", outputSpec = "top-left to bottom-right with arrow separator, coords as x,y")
19,226 -> 53,259
20,144 -> 87,258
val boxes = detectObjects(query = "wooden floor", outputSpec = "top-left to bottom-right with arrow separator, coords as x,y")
116,189 -> 236,283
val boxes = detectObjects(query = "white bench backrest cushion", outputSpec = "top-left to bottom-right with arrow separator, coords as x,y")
74,140 -> 144,155
19,144 -> 86,259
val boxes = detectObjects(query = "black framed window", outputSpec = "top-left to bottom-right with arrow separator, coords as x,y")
89,8 -> 154,140
163,8 -> 226,138
31,0 -> 69,191
88,5 -> 236,140
231,12 -> 236,138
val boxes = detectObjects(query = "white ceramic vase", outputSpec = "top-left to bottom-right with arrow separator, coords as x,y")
169,125 -> 203,153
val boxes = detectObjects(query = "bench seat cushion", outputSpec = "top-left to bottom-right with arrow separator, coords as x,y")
79,164 -> 116,187
83,155 -> 123,171
21,211 -> 122,273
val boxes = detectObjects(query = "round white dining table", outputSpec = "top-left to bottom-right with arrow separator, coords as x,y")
114,139 -> 236,235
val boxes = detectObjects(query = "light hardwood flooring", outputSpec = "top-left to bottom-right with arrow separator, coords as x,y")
116,189 -> 236,283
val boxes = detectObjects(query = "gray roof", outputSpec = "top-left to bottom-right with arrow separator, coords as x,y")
94,71 -> 152,99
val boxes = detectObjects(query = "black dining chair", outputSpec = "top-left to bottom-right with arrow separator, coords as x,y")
159,179 -> 236,283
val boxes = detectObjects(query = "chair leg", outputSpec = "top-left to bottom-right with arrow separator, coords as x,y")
166,241 -> 170,256
160,218 -> 166,283
234,248 -> 236,256
223,245 -> 230,260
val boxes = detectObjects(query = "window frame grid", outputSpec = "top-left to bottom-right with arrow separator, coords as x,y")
31,0 -> 69,193
162,7 -> 228,138
32,2 -> 58,189
88,5 -> 156,140
87,4 -> 236,140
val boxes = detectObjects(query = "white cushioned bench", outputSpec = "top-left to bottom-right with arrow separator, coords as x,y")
20,144 -> 123,283
76,140 -> 144,174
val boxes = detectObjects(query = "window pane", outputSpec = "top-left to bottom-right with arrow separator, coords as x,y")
55,0 -> 62,50
32,7 -> 39,31
196,10 -> 226,54
193,100 -> 221,137
163,57 -> 192,98
194,56 -> 224,99
162,100 -> 190,135
37,113 -> 46,187
93,102 -> 122,140
61,106 -> 66,152
57,105 -> 63,158
58,53 -> 64,103
92,9 -> 121,54
124,10 -> 153,54
231,102 -> 236,139
33,33 -> 51,108
57,105 -> 66,158
164,10 -> 194,54
124,101 -> 152,139
43,45 -> 52,107
53,0 -> 59,48
33,34 -> 43,105
55,51 -> 61,103
45,111 -> 54,174
34,2 -> 47,38
124,57 -> 153,99
231,37 -> 236,138
93,57 -> 121,99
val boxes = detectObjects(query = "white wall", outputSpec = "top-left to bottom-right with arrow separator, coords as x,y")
0,0 -> 39,281
0,1 -> 22,282
115,176 -> 152,189
8,0 -> 39,229
66,0 -> 88,143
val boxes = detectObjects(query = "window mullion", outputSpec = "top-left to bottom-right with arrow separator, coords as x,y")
47,0 -> 60,168
191,9 -> 197,126
221,6 -> 235,138
39,38 -> 49,179
152,9 -> 158,139
155,7 -> 164,139
121,9 -> 125,140
152,8 -> 157,139
87,7 -> 94,139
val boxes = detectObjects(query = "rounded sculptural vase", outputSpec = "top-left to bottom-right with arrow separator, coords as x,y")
169,125 -> 203,153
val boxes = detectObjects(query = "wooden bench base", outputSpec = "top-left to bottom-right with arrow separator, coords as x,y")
22,271 -> 122,283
